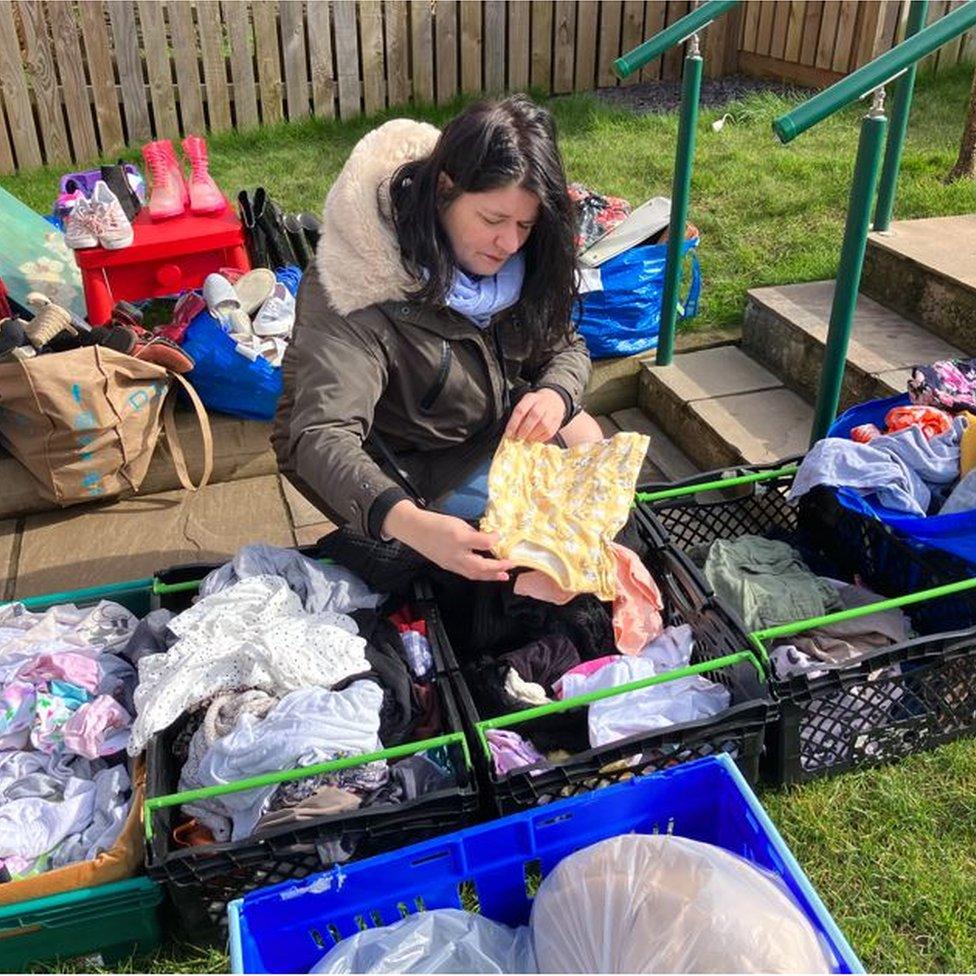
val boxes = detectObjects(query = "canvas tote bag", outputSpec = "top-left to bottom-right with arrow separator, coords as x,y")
0,345 -> 212,505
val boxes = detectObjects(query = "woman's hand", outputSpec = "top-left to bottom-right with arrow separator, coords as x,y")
383,501 -> 514,582
504,388 -> 565,443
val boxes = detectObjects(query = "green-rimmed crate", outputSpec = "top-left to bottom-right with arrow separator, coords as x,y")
144,557 -> 478,941
636,462 -> 976,785
0,579 -> 162,970
421,532 -> 772,816
0,876 -> 162,971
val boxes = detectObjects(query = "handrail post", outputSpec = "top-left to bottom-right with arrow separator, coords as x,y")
810,89 -> 889,445
656,35 -> 703,367
873,0 -> 929,232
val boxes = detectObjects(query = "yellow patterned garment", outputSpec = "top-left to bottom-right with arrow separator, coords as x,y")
481,432 -> 650,601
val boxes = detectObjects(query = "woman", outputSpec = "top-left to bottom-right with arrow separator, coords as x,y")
274,96 -> 603,583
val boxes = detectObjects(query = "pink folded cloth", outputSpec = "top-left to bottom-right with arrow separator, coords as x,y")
612,543 -> 664,655
513,570 -> 577,605
62,694 -> 132,759
19,651 -> 100,693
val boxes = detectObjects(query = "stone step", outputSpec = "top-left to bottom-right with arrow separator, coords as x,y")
742,280 -> 966,410
638,346 -> 813,470
861,214 -> 976,352
0,411 -> 277,521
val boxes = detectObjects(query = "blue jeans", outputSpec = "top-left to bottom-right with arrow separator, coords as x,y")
431,455 -> 492,520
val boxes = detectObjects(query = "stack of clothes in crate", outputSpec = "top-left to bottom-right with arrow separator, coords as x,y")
0,599 -> 140,883
126,545 -> 457,849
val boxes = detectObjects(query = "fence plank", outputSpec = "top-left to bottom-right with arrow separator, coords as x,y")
252,0 -> 285,123
960,24 -> 976,65
197,0 -> 232,131
799,0 -> 822,64
815,0 -> 840,69
136,0 -> 179,140
741,1 -> 760,52
410,0 -> 435,101
508,0 -> 530,88
921,0 -> 948,72
223,0 -> 260,128
168,0 -> 207,134
386,0 -> 410,105
702,4 -> 727,78
596,0 -> 622,86
783,0 -> 804,63
553,0 -> 575,93
435,0 -> 458,104
18,0 -> 70,162
107,0 -> 152,144
619,1 -> 643,86
0,98 -> 13,173
332,0 -> 361,117
49,0 -> 99,159
77,0 -> 124,156
0,0 -> 38,169
721,0 -> 742,72
851,0 -> 882,67
831,0 -> 858,72
640,1 -> 665,82
755,0 -> 776,55
574,0 -> 599,90
770,0 -> 790,60
461,0 -> 483,93
531,0 -> 554,92
279,0 -> 310,118
484,0 -> 506,93
936,0 -> 964,72
663,1 -> 687,81
360,1 -> 385,114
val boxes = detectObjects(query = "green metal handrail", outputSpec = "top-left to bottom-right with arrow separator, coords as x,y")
770,0 -> 976,444
614,0 -> 741,368
773,1 -> 976,144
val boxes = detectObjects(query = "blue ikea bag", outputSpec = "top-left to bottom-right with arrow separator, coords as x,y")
575,236 -> 701,359
827,392 -> 976,567
179,268 -> 299,421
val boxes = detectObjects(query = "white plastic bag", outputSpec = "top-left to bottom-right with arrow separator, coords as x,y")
311,908 -> 537,974
530,835 -> 833,973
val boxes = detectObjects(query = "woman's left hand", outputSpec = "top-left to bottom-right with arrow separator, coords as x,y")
504,388 -> 566,442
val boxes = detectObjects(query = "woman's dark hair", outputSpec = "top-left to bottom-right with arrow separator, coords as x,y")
390,95 -> 577,346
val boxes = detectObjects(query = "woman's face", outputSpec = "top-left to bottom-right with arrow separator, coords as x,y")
439,181 -> 540,277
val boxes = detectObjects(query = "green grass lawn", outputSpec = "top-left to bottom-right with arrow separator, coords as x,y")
6,67 -> 976,974
3,65 -> 974,335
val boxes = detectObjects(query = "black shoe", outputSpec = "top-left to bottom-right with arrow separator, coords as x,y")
237,189 -> 269,268
100,162 -> 141,221
299,212 -> 321,253
253,188 -> 298,269
283,213 -> 311,270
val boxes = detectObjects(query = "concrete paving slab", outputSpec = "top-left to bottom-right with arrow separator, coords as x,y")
280,476 -> 331,528
693,388 -> 813,465
0,520 -> 18,602
651,346 -> 781,402
869,215 -> 976,291
15,474 -> 294,598
875,370 -> 908,396
294,521 -> 337,548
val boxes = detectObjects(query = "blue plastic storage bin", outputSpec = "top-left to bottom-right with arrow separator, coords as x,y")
827,392 -> 976,569
228,755 -> 863,974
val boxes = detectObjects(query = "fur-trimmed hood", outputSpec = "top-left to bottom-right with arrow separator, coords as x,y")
316,118 -> 440,316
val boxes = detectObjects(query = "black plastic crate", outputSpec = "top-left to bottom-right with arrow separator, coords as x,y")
637,463 -> 976,786
420,537 -> 771,817
145,558 -> 478,941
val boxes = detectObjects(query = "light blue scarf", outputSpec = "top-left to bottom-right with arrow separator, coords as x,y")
444,252 -> 525,328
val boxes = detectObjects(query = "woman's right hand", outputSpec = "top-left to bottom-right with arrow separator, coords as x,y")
383,501 -> 514,582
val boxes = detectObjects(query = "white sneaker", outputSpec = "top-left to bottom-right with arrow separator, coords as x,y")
89,180 -> 133,250
251,282 -> 296,337
63,196 -> 98,249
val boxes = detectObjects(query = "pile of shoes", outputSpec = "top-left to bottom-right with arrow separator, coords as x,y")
0,295 -> 193,372
238,187 -> 319,271
63,168 -> 138,251
141,136 -> 226,220
203,268 -> 295,367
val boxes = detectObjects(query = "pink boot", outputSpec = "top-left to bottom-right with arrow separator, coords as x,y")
160,140 -> 190,210
141,140 -> 186,220
182,135 -> 226,214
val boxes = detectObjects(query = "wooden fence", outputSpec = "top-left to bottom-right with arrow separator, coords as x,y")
0,1 -> 973,174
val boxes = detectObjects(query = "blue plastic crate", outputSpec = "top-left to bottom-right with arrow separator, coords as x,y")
228,755 -> 863,974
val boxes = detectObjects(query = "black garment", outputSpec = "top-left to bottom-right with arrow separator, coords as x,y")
366,754 -> 453,806
337,611 -> 423,746
315,528 -> 432,596
501,636 -> 580,692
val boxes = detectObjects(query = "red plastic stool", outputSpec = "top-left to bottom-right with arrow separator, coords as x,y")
72,204 -> 250,324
